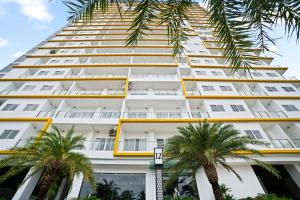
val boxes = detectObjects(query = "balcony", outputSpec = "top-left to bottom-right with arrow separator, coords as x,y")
191,112 -> 210,118
55,111 -> 121,119
270,139 -> 300,149
128,90 -> 182,96
252,111 -> 288,118
123,112 -> 190,119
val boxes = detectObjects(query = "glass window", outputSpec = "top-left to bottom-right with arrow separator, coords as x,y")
220,86 -> 233,91
157,139 -> 165,149
0,130 -> 19,139
282,105 -> 299,112
92,138 -> 115,151
38,71 -> 49,75
230,105 -> 246,112
211,71 -> 223,76
210,105 -> 225,112
54,71 -> 64,75
41,85 -> 54,91
195,71 -> 207,75
251,72 -> 263,77
79,173 -> 145,199
22,85 -> 36,91
202,85 -> 215,91
63,59 -> 74,63
2,104 -> 18,111
266,72 -> 278,77
265,86 -> 278,92
23,104 -> 39,111
245,130 -> 263,139
49,60 -> 59,63
124,139 -> 146,151
281,87 -> 296,92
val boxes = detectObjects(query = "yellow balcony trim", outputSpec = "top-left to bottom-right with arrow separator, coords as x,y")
63,27 -> 167,31
38,45 -> 173,49
185,95 -> 300,100
27,53 -> 174,58
68,24 -> 166,27
182,78 -> 300,83
0,118 -> 52,154
48,38 -> 169,42
0,95 -> 125,99
113,118 -> 300,157
0,77 -> 127,82
56,33 -> 197,37
13,63 -> 178,68
190,65 -> 288,71
188,54 -> 273,61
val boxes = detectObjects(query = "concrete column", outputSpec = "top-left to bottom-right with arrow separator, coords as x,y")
146,169 -> 156,200
148,106 -> 154,118
66,173 -> 84,200
12,168 -> 42,200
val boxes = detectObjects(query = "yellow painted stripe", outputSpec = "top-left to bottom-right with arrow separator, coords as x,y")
38,45 -> 173,49
182,78 -> 300,83
27,53 -> 174,58
13,63 -> 178,68
190,65 -> 287,71
185,95 -> 300,100
188,54 -> 273,60
0,95 -> 125,99
0,77 -> 127,81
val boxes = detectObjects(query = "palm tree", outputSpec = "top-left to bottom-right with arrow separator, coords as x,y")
95,179 -> 120,200
0,126 -> 95,200
164,122 -> 279,200
63,0 -> 300,72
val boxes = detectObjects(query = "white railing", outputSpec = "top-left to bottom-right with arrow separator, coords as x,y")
130,74 -> 178,78
128,90 -> 182,96
270,139 -> 300,149
55,111 -> 121,119
253,111 -> 288,118
238,91 -> 268,96
123,112 -> 190,119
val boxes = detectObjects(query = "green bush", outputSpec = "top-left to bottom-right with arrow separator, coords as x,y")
239,193 -> 292,200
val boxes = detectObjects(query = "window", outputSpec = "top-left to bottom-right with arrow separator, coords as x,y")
244,130 -> 263,139
220,86 -> 233,91
191,59 -> 201,63
204,60 -> 214,64
157,139 -> 165,149
210,105 -> 225,112
282,87 -> 296,92
266,72 -> 278,77
49,60 -> 59,63
41,85 -> 54,91
0,130 -> 19,139
211,71 -> 223,76
92,138 -> 115,151
230,105 -> 246,112
63,59 -> 73,63
38,71 -> 49,75
202,85 -> 215,91
265,86 -> 278,92
124,139 -> 146,151
251,72 -> 263,77
22,85 -> 36,91
54,71 -> 64,75
2,104 -> 18,111
282,105 -> 299,112
195,71 -> 207,75
23,104 -> 39,111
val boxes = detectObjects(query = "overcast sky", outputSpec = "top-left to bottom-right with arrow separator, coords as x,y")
0,0 -> 299,78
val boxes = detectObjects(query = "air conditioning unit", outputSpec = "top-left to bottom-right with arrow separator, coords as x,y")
109,126 -> 117,137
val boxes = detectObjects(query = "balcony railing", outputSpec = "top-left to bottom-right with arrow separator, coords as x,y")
37,111 -> 55,117
122,112 -> 190,119
117,140 -> 160,152
252,111 -> 288,118
65,74 -> 127,78
128,90 -> 182,96
238,91 -> 268,96
270,139 -> 300,148
130,74 -> 178,78
68,90 -> 124,95
191,112 -> 210,118
55,111 -> 121,119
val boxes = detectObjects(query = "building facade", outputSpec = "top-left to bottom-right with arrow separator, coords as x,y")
0,3 -> 300,200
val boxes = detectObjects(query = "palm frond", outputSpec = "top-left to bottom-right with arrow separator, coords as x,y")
125,0 -> 160,46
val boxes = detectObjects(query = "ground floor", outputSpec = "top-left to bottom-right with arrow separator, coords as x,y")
1,160 -> 300,200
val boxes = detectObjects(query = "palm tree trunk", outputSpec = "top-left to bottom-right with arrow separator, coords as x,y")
203,164 -> 223,200
36,167 -> 59,200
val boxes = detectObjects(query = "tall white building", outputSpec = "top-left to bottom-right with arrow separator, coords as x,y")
0,3 -> 300,200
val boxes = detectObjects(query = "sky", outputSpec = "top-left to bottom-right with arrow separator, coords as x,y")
0,0 -> 299,78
